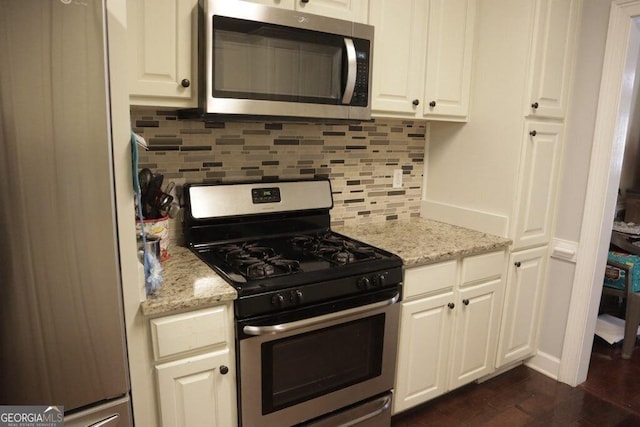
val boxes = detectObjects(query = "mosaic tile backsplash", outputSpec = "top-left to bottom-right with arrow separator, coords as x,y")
132,108 -> 426,238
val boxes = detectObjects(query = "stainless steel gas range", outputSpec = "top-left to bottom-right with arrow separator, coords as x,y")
183,179 -> 402,427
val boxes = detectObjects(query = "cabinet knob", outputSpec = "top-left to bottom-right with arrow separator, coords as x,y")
531,102 -> 539,109
514,261 -> 522,268
447,302 -> 455,309
219,365 -> 229,375
462,299 -> 469,306
181,78 -> 191,88
529,130 -> 537,137
429,100 -> 436,108
412,99 -> 420,106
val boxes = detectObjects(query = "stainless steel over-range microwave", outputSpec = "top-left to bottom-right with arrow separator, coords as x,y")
198,0 -> 374,120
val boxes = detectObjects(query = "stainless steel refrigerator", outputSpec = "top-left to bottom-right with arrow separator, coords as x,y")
0,0 -> 131,425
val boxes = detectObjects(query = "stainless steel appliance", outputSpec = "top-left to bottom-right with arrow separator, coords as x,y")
197,0 -> 374,120
183,180 -> 402,427
0,1 -> 131,425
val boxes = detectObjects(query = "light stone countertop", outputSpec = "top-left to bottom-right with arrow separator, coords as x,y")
334,218 -> 512,267
140,245 -> 237,316
140,218 -> 511,316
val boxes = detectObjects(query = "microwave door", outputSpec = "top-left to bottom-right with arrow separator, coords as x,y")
342,38 -> 357,104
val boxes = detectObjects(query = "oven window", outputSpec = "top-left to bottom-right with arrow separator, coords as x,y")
212,16 -> 344,104
261,314 -> 385,415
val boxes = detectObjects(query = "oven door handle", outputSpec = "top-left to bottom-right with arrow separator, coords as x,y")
338,394 -> 391,427
243,292 -> 400,336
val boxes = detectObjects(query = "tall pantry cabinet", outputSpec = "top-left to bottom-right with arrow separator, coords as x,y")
423,0 -> 582,370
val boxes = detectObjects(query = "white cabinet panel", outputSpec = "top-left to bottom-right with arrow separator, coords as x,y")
526,0 -> 581,119
242,0 -> 368,22
370,0 -> 427,115
512,122 -> 564,249
449,279 -> 502,389
150,305 -> 229,360
156,350 -> 236,427
422,0 -> 476,121
298,0 -> 369,22
403,260 -> 457,299
496,246 -> 549,367
394,291 -> 454,413
240,0 -> 295,8
127,0 -> 197,107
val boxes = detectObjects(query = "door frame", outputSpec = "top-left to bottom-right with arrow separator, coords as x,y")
559,0 -> 640,386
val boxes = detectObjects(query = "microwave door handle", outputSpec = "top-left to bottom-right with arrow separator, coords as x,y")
342,38 -> 357,104
243,292 -> 399,336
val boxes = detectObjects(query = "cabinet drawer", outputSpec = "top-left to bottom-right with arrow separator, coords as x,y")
460,251 -> 505,285
404,260 -> 457,299
151,305 -> 229,360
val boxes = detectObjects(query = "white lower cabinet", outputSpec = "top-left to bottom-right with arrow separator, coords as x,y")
496,246 -> 549,367
393,250 -> 506,414
150,304 -> 237,427
156,350 -> 235,427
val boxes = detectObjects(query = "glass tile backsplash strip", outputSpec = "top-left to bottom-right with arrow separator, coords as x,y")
131,108 -> 426,231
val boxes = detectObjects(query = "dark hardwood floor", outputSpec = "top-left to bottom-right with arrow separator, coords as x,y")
391,338 -> 640,426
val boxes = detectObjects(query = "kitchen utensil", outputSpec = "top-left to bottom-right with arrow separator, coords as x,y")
138,168 -> 152,196
164,181 -> 175,195
137,234 -> 161,261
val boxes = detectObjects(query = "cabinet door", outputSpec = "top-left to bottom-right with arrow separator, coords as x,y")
298,0 -> 369,22
127,0 -> 197,107
156,350 -> 236,427
496,246 -> 548,367
393,291 -> 454,414
370,0 -> 427,116
512,121 -> 563,249
422,0 -> 476,122
449,277 -> 503,389
525,0 -> 580,119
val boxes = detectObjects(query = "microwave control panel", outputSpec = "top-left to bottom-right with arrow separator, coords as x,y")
352,38 -> 370,107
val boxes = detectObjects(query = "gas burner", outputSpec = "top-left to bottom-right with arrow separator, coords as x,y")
213,243 -> 301,279
291,232 -> 381,265
241,256 -> 301,279
216,243 -> 276,263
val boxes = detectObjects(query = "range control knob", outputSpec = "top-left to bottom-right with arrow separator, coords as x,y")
290,289 -> 304,304
357,276 -> 371,290
373,274 -> 386,288
271,293 -> 285,306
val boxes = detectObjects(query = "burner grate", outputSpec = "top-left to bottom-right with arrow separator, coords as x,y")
291,232 -> 381,265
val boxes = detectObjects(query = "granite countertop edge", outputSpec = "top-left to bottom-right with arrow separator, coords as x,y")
140,218 -> 512,317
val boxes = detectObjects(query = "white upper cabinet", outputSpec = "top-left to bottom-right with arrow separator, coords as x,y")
369,0 -> 428,116
127,0 -> 198,108
370,0 -> 476,121
525,0 -> 581,119
241,0 -> 369,23
512,121 -> 564,250
422,0 -> 476,121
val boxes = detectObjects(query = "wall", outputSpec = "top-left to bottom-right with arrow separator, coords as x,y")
131,109 -> 426,241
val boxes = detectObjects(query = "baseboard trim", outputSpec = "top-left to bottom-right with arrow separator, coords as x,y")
420,200 -> 509,237
525,351 -> 562,380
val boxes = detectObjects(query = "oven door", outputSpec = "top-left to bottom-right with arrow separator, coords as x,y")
238,289 -> 399,427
